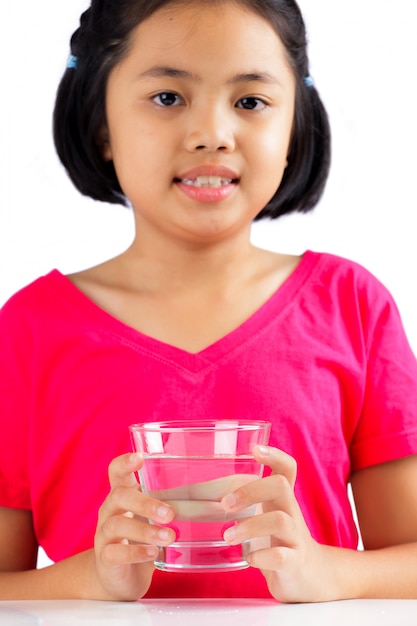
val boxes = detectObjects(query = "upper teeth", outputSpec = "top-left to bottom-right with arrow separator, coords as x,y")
181,176 -> 233,188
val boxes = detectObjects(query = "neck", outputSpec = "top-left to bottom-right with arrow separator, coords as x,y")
123,225 -> 259,293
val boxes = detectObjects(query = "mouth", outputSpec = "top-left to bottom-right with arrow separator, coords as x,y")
176,176 -> 237,189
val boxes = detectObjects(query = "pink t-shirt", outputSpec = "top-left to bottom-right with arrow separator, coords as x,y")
1,250 -> 417,598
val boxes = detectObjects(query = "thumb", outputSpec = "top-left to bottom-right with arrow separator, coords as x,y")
108,452 -> 143,489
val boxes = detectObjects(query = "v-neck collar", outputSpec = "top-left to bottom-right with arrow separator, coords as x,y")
48,250 -> 319,373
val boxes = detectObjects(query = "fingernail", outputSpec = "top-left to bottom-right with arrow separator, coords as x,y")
223,493 -> 237,509
258,445 -> 270,457
157,505 -> 171,520
146,545 -> 158,558
158,528 -> 170,541
128,453 -> 140,465
224,526 -> 237,542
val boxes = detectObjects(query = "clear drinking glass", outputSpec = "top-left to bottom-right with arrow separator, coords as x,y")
129,419 -> 271,573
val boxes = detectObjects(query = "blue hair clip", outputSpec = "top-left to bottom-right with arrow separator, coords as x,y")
67,54 -> 78,70
303,76 -> 314,88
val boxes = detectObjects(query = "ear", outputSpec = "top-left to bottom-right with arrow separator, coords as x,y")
97,123 -> 113,161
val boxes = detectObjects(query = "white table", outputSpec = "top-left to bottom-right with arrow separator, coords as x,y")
0,598 -> 416,626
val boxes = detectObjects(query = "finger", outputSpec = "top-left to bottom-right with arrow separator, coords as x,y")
100,541 -> 160,566
223,510 -> 297,548
222,473 -> 296,517
99,485 -> 175,526
254,446 -> 297,487
245,544 -> 293,572
108,453 -> 144,489
162,499 -> 255,522
148,473 -> 258,501
98,511 -> 176,549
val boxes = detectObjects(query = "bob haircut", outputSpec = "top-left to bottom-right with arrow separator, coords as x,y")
53,0 -> 331,219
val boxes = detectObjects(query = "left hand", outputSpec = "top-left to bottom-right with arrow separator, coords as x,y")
221,445 -> 335,603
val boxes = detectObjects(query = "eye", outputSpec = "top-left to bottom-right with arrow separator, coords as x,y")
152,92 -> 183,107
236,97 -> 267,111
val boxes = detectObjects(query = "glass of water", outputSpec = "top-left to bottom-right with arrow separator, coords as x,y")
129,419 -> 271,573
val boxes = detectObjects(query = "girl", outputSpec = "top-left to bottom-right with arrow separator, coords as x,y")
1,0 -> 417,603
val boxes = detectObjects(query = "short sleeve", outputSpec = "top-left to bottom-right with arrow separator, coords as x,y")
0,294 -> 33,509
350,283 -> 417,471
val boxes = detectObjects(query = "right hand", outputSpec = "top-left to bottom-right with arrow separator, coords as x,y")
93,453 -> 176,601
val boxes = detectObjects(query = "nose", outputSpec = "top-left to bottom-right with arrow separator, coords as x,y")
183,101 -> 235,153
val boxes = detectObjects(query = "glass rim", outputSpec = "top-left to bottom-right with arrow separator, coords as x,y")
129,419 -> 271,433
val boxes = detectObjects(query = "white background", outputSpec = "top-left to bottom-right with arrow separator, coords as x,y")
1,1 -> 416,344
1,1 -> 416,567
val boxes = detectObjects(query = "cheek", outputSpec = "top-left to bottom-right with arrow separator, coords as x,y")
255,131 -> 291,184
263,119 -> 292,160
251,136 -> 291,205
107,128 -> 145,177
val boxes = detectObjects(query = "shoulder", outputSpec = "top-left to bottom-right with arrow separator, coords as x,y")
0,271 -> 71,342
1,271 -> 61,318
306,250 -> 395,304
307,250 -> 385,284
0,270 -> 86,374
302,251 -> 403,342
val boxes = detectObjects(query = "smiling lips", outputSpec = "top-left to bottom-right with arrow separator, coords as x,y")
181,175 -> 234,189
175,167 -> 239,203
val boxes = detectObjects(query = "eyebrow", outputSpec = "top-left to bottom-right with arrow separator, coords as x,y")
137,65 -> 281,86
138,66 -> 199,81
229,72 -> 280,86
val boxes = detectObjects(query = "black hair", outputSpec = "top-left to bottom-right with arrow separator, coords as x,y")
53,0 -> 331,219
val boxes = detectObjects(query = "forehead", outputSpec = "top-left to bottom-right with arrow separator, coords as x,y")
123,1 -> 293,77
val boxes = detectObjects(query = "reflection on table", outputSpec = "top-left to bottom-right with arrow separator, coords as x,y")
1,598 -> 417,626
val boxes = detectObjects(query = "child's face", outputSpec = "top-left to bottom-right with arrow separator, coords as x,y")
103,1 -> 296,244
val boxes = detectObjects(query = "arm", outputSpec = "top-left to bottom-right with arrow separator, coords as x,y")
348,454 -> 417,596
0,508 -> 38,572
0,454 -> 175,600
0,507 -> 99,599
222,446 -> 417,602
